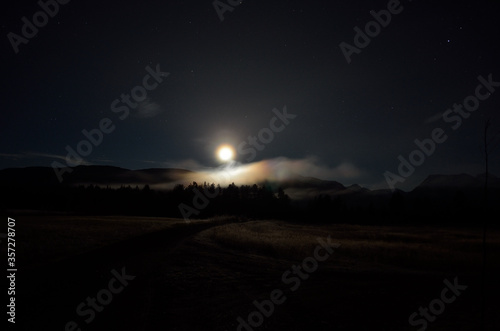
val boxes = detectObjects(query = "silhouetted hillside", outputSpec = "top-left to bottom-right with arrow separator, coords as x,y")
1,166 -> 498,223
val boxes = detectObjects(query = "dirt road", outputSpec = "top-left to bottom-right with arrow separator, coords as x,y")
15,219 -> 239,330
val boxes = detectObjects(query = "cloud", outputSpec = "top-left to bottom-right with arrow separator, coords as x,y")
30,152 -> 94,165
91,158 -> 115,164
144,158 -> 205,170
0,152 -> 30,160
172,156 -> 364,186
133,98 -> 163,118
424,112 -> 444,124
0,151 -> 93,165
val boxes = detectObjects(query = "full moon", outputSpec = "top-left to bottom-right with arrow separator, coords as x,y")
217,145 -> 235,162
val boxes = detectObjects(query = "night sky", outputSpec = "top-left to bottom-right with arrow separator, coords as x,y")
1,0 -> 499,190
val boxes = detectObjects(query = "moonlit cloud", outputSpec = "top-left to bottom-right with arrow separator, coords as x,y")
173,156 -> 364,186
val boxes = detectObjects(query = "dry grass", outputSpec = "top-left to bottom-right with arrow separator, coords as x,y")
10,213 -> 500,275
204,221 -> 500,274
204,221 -> 329,259
14,214 -> 186,269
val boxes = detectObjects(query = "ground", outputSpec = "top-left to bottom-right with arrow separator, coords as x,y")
5,213 -> 500,330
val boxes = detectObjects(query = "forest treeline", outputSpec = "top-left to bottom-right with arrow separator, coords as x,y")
0,181 -> 489,224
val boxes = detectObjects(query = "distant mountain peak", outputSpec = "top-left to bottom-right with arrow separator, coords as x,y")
346,184 -> 369,193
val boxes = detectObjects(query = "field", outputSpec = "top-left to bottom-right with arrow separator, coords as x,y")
6,212 -> 500,330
